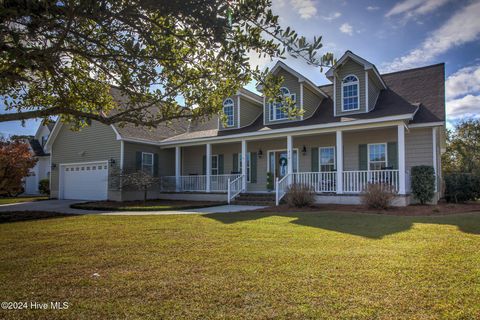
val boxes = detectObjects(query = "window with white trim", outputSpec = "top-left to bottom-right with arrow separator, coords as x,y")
211,155 -> 219,175
342,75 -> 359,111
368,143 -> 387,170
319,147 -> 335,172
238,152 -> 251,182
269,87 -> 296,121
142,152 -> 154,175
223,98 -> 234,127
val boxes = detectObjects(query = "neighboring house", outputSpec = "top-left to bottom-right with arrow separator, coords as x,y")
45,51 -> 445,205
23,122 -> 54,194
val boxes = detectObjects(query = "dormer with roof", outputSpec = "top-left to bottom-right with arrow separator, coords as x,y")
325,51 -> 387,116
219,88 -> 263,131
257,61 -> 328,125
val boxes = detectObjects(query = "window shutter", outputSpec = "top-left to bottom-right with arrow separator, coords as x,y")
218,154 -> 224,174
136,152 -> 142,171
311,147 -> 319,172
153,153 -> 159,176
202,155 -> 206,175
387,142 -> 398,169
359,144 -> 368,170
232,153 -> 238,173
251,152 -> 257,183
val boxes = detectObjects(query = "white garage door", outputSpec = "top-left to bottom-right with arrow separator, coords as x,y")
61,162 -> 108,200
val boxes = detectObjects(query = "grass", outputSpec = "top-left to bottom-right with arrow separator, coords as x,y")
1,210 -> 480,319
0,196 -> 48,205
70,200 -> 225,211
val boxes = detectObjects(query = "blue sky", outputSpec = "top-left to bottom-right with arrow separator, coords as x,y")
1,0 -> 480,136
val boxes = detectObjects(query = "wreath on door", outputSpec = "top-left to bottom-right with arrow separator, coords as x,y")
279,157 -> 288,166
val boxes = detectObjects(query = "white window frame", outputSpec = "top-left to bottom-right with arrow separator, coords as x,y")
223,98 -> 235,127
238,152 -> 251,182
269,87 -> 296,121
367,143 -> 387,170
142,152 -> 154,175
341,74 -> 360,112
319,146 -> 336,172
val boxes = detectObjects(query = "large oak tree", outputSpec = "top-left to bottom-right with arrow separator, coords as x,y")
0,0 -> 334,128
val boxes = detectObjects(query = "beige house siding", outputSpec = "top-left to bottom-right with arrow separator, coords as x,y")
123,142 -> 175,176
218,96 -> 238,130
239,97 -> 262,127
264,68 -> 301,125
303,85 -> 323,118
368,71 -> 382,111
335,59 -> 366,116
50,121 -> 121,198
405,128 -> 433,171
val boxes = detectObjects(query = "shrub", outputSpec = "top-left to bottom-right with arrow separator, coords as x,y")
266,172 -> 274,191
361,183 -> 395,210
444,173 -> 480,203
38,178 -> 50,195
284,183 -> 314,208
411,166 -> 435,204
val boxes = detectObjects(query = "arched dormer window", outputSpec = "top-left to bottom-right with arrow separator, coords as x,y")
342,75 -> 359,111
269,87 -> 296,121
223,98 -> 234,127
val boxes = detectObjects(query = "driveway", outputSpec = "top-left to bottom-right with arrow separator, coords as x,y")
0,200 -> 266,215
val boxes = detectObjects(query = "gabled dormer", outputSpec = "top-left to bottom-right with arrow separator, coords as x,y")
326,51 -> 387,116
257,61 -> 328,125
218,88 -> 262,131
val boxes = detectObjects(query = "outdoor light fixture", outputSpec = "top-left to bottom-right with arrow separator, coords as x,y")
258,149 -> 263,158
302,145 -> 307,156
51,163 -> 57,170
109,158 -> 116,166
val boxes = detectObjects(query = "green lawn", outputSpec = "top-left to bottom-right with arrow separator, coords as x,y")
70,200 -> 224,211
1,211 -> 480,319
0,196 -> 48,205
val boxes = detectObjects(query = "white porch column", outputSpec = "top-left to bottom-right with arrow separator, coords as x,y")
206,143 -> 212,192
287,135 -> 293,185
241,140 -> 247,191
432,127 -> 438,192
398,124 -> 406,195
336,130 -> 343,194
175,146 -> 181,191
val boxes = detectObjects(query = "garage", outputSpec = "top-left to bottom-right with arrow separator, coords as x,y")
60,161 -> 108,200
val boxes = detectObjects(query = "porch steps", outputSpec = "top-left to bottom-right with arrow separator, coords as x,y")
232,193 -> 276,206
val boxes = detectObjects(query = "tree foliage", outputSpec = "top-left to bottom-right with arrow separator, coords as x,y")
0,0 -> 334,128
0,138 -> 37,196
442,119 -> 480,175
411,166 -> 435,205
120,170 -> 158,202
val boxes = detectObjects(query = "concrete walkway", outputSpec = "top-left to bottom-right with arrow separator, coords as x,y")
0,200 -> 266,215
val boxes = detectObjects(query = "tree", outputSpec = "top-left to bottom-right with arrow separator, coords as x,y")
442,119 -> 480,175
120,170 -> 158,203
0,139 -> 37,197
0,0 -> 334,128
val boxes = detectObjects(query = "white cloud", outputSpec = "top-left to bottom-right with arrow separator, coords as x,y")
291,0 -> 317,19
445,65 -> 480,100
385,0 -> 453,18
446,94 -> 480,120
339,23 -> 353,35
366,6 -> 380,11
322,12 -> 341,21
383,1 -> 480,72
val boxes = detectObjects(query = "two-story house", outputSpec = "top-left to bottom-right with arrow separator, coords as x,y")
45,51 -> 445,205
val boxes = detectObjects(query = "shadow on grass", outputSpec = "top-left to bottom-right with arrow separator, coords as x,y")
0,211 -> 79,224
203,211 -> 480,239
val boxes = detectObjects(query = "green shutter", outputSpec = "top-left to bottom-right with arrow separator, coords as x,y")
202,155 -> 206,175
153,153 -> 159,176
359,144 -> 368,170
218,154 -> 224,174
311,147 -> 319,172
232,153 -> 238,173
251,152 -> 257,183
135,151 -> 142,171
387,142 -> 398,169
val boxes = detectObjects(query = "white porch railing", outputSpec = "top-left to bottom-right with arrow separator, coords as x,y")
160,174 -> 243,193
275,175 -> 290,206
343,170 -> 399,193
211,174 -> 242,192
227,174 -> 245,204
291,172 -> 337,193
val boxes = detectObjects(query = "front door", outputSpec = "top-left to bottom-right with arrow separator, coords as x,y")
268,150 -> 298,181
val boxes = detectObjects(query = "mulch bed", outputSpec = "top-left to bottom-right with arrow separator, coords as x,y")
0,211 -> 77,223
71,200 -> 226,211
257,201 -> 480,216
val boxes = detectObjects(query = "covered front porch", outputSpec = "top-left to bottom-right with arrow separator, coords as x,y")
159,122 -> 430,206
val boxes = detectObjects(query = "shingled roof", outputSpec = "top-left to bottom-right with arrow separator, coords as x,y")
162,63 -> 444,143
